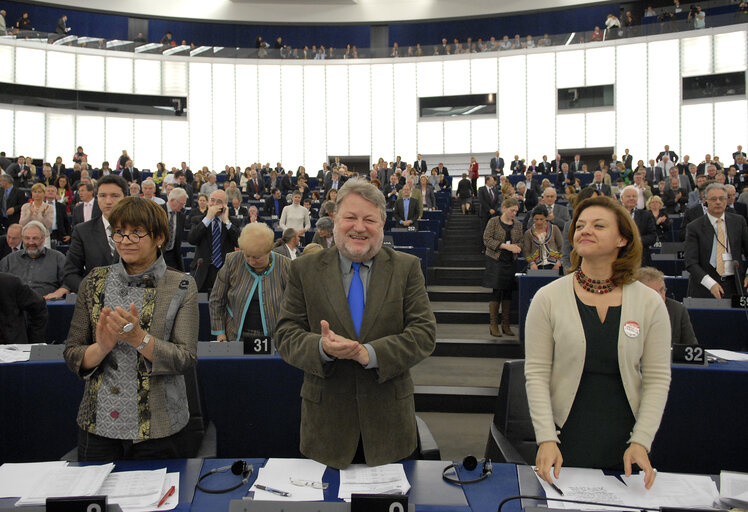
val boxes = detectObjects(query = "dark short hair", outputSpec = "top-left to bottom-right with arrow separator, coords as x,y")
531,205 -> 548,218
78,182 -> 94,193
174,170 -> 184,178
96,174 -> 128,196
108,197 -> 169,246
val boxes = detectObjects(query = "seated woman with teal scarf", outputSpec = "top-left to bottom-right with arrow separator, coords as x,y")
210,222 -> 291,341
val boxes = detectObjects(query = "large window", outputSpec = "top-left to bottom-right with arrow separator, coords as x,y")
419,94 -> 496,118
682,72 -> 746,100
557,85 -> 614,111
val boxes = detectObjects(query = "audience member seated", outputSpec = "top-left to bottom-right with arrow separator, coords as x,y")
0,271 -> 47,344
684,183 -> 748,298
638,267 -> 697,346
141,179 -> 165,205
209,222 -> 290,342
0,223 -> 22,259
200,173 -> 218,196
0,221 -> 67,300
273,228 -> 301,260
278,191 -> 310,236
523,205 -> 563,271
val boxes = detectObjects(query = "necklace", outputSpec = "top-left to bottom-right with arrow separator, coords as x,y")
575,268 -> 615,294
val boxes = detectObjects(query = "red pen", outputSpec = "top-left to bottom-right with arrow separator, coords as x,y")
157,485 -> 175,508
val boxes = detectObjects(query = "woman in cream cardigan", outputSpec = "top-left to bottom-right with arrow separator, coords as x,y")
525,196 -> 671,489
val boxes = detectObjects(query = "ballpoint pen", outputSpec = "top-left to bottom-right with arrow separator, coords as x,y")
255,484 -> 291,497
157,485 -> 175,508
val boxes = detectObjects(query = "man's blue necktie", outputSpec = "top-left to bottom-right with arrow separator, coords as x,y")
348,262 -> 364,337
211,219 -> 223,267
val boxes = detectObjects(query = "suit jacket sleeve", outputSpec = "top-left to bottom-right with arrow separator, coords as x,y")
638,211 -> 657,247
393,200 -> 404,224
187,218 -> 209,246
674,300 -> 698,345
684,220 -> 708,285
16,278 -> 47,343
63,225 -> 86,292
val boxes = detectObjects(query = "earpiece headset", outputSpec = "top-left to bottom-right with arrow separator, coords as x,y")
441,456 -> 492,485
196,460 -> 254,494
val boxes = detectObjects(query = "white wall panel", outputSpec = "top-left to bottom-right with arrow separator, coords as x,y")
370,63 -> 394,160
585,111 -> 615,149
0,109 -> 14,156
498,55 -> 526,160
258,65 -> 281,165
681,103 -> 713,161
555,50 -> 584,88
162,60 -> 187,96
134,118 -> 162,170
105,117 -> 133,167
15,47 -> 45,86
134,59 -> 162,95
303,66 -> 327,170
76,115 -> 105,166
556,113 -> 585,150
417,121 -> 443,155
442,60 -> 470,96
648,40 -> 680,159
714,31 -> 747,74
280,66 -> 304,167
188,62 -> 212,170
212,63 -> 236,168
235,64 -> 259,165
76,54 -> 105,91
526,53 -> 556,160
616,44 -> 647,164
348,64 -> 372,157
470,58 -> 497,94
416,61 -> 442,97
394,63 -> 417,161
444,120 -> 470,154
325,65 -> 349,157
15,110 -> 45,157
106,56 -> 133,93
46,51 -> 76,89
0,45 -> 14,82
585,47 -> 615,86
45,112 -> 74,165
715,100 -> 747,162
162,120 -> 189,169
471,118 -> 498,153
681,36 -> 712,77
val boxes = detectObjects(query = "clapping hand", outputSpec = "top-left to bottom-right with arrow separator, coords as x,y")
320,320 -> 369,365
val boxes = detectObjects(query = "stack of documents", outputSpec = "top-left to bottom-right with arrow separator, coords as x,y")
0,462 -> 179,511
0,344 -> 34,363
720,471 -> 748,507
338,464 -> 410,501
249,458 -> 326,501
706,350 -> 748,362
535,467 -> 719,510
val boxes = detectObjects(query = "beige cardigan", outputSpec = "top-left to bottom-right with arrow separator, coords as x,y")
525,274 -> 671,451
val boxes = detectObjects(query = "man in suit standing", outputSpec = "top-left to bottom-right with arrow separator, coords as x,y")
45,185 -> 71,244
525,169 -> 543,196
264,188 -> 287,217
622,149 -> 633,170
413,154 -> 427,175
685,183 -> 748,298
324,171 -> 345,198
528,187 -> 569,231
4,156 -> 32,187
383,174 -> 401,208
121,159 -> 140,184
509,155 -> 524,175
590,170 -> 612,197
733,145 -> 746,165
71,182 -> 100,227
55,14 -> 70,35
275,179 -> 436,469
0,224 -> 22,260
187,189 -> 240,293
273,228 -> 301,260
62,175 -> 127,293
550,153 -> 563,174
570,154 -> 584,173
726,184 -> 748,222
436,162 -> 449,177
537,155 -> 552,175
393,184 -> 421,227
0,175 -> 26,229
478,175 -> 501,233
621,186 -> 657,266
556,162 -> 575,189
490,151 -> 504,176
657,144 -> 678,163
638,267 -> 698,346
392,156 -> 405,173
162,187 -> 188,271
246,168 -> 265,200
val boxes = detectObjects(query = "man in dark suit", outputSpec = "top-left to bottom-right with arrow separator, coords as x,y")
413,154 -> 427,175
621,186 -> 657,266
680,201 -> 706,242
392,156 -> 406,173
246,169 -> 265,200
383,174 -> 401,208
556,162 -> 575,189
187,189 -> 240,293
516,181 -> 538,212
524,169 -> 543,196
393,184 -> 421,227
4,156 -> 32,187
656,145 -> 678,163
509,155 -> 524,175
275,179 -> 436,469
685,183 -> 748,298
525,187 -> 569,231
0,224 -> 22,260
638,267 -> 698,346
537,155 -> 553,175
727,185 -> 748,221
478,175 -> 501,233
550,153 -> 564,174
590,170 -> 612,197
45,185 -> 71,244
323,171 -> 345,198
71,182 -> 100,227
273,228 -> 301,260
0,175 -> 26,228
0,272 -> 47,344
569,154 -> 584,173
436,162 -> 449,177
162,187 -> 188,271
55,14 -> 70,35
121,159 -> 140,184
264,188 -> 287,217
63,175 -> 127,293
622,149 -> 633,170
490,151 -> 504,176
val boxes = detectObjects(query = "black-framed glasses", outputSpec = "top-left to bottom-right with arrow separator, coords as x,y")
111,230 -> 150,244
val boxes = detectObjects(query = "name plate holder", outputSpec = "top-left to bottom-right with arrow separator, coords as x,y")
30,344 -> 65,361
731,295 -> 748,308
672,344 -> 708,366
243,336 -> 274,356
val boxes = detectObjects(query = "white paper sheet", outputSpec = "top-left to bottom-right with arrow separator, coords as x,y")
338,464 -> 410,501
534,467 -> 633,510
623,472 -> 718,508
99,468 -> 166,508
116,472 -> 179,512
706,349 -> 748,361
720,471 -> 748,507
249,458 -> 326,501
16,463 -> 115,506
0,345 -> 33,363
0,462 -> 68,498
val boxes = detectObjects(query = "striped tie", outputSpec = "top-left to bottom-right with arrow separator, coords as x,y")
211,219 -> 223,267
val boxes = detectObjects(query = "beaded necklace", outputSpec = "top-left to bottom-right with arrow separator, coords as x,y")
575,268 -> 615,294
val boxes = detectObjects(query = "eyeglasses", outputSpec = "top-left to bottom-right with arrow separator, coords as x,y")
111,230 -> 150,243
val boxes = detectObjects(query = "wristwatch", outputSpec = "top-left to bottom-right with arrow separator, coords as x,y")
135,333 -> 152,352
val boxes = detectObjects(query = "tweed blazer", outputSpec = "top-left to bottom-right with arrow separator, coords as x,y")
525,275 -> 671,451
483,217 -> 523,261
209,251 -> 290,340
275,246 -> 436,468
64,266 -> 198,439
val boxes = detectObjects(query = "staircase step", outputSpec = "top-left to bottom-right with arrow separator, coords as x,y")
435,254 -> 485,266
431,301 -> 489,323
431,267 -> 485,286
415,385 -> 498,413
428,285 -> 493,302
